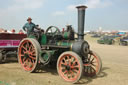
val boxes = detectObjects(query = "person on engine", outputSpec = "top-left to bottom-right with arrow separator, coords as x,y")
23,17 -> 36,36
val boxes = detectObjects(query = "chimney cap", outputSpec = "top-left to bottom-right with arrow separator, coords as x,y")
76,5 -> 88,9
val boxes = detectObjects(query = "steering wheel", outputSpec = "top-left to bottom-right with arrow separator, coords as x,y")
45,26 -> 61,36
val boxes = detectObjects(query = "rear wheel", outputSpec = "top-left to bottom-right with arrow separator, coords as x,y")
57,51 -> 83,83
83,51 -> 102,77
18,38 -> 41,72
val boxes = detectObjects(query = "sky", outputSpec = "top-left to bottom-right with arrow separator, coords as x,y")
0,0 -> 128,32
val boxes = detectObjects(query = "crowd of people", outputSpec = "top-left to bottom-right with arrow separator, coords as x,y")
0,29 -> 24,34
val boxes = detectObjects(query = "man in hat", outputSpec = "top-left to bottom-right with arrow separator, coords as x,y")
23,17 -> 36,36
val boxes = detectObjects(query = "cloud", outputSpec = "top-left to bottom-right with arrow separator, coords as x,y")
67,5 -> 77,11
9,0 -> 44,11
0,0 -> 44,16
86,0 -> 112,8
86,0 -> 101,8
52,11 -> 65,16
67,0 -> 112,11
11,0 -> 44,9
0,0 -> 45,30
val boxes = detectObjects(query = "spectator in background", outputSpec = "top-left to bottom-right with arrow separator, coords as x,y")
4,30 -> 7,33
19,30 -> 24,34
11,29 -> 15,33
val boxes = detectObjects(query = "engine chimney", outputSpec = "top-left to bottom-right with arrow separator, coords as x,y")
76,5 -> 87,40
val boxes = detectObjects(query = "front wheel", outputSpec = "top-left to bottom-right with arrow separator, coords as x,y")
57,51 -> 83,83
83,51 -> 102,77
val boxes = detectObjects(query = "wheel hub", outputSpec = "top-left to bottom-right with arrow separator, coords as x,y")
65,65 -> 71,71
24,53 -> 29,58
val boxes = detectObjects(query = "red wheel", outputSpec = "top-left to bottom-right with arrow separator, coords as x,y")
18,38 -> 41,72
83,51 -> 102,77
57,51 -> 83,83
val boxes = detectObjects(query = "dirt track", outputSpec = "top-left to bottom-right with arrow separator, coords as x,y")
0,36 -> 128,85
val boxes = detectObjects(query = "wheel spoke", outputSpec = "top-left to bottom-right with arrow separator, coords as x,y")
28,58 -> 34,68
24,58 -> 33,69
31,59 -> 35,64
72,68 -> 79,73
68,59 -> 71,66
90,66 -> 96,73
31,54 -> 36,57
27,41 -> 29,47
71,65 -> 79,69
29,44 -> 34,52
29,45 -> 32,51
31,50 -> 35,54
63,70 -> 68,74
66,72 -> 70,79
88,54 -> 91,62
91,58 -> 94,63
22,45 -> 27,51
22,57 -> 26,62
92,61 -> 96,63
29,50 -> 36,56
91,66 -> 96,72
25,58 -> 29,63
66,55 -> 70,59
23,58 -> 29,66
70,70 -> 74,78
29,56 -> 36,60
23,50 -> 27,54
91,63 -> 96,66
72,60 -> 77,66
61,63 -> 67,66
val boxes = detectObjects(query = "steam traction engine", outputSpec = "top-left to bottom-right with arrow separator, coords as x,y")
18,6 -> 102,83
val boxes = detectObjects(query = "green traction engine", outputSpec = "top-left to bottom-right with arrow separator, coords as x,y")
18,5 -> 102,83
